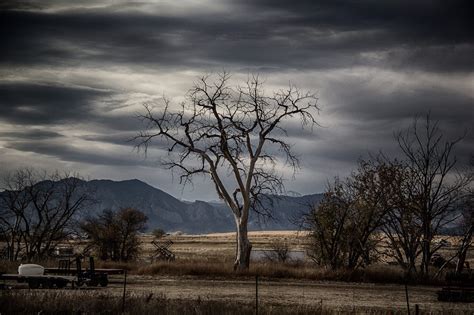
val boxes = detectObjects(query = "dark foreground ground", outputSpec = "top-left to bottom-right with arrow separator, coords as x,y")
1,275 -> 473,314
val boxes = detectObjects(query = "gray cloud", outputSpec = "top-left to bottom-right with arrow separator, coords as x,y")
1,1 -> 473,72
327,80 -> 474,123
0,129 -> 63,140
5,140 -> 156,167
0,0 -> 472,200
0,83 -> 110,125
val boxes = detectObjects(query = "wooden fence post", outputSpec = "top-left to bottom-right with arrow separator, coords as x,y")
122,270 -> 127,313
405,282 -> 410,315
255,275 -> 259,315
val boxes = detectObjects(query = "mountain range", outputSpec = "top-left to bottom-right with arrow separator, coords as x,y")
85,179 -> 323,234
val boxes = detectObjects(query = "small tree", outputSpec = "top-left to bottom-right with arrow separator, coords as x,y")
305,159 -> 393,269
135,72 -> 319,270
306,179 -> 351,269
152,228 -> 166,239
81,208 -> 147,261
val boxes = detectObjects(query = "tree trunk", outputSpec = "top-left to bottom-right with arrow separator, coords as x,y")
234,219 -> 252,271
456,249 -> 468,274
456,226 -> 473,274
421,220 -> 432,277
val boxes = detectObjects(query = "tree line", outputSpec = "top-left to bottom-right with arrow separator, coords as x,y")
305,115 -> 473,278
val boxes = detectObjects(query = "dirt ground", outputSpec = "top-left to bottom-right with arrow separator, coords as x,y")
5,275 -> 473,313
94,232 -> 474,312
121,275 -> 474,312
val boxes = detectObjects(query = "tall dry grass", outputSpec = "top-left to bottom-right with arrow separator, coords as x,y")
1,257 -> 447,285
135,259 -> 442,285
0,290 -> 469,315
0,290 -> 327,315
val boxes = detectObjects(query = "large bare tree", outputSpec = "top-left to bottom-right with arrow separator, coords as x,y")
135,73 -> 319,270
396,114 -> 471,276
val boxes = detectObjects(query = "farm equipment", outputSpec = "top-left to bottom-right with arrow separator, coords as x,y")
0,256 -> 124,289
437,271 -> 474,302
151,238 -> 175,261
54,256 -> 108,287
0,264 -> 75,289
45,256 -> 124,287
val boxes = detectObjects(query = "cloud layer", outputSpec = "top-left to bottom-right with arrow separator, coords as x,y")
0,0 -> 472,200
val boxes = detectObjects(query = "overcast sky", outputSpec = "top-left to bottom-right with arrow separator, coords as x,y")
0,0 -> 472,201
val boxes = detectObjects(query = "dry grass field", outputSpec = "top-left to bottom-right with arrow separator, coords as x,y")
141,230 -> 309,262
1,231 -> 473,314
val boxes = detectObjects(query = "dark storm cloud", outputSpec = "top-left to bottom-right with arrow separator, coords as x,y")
245,0 -> 474,41
81,133 -> 135,146
93,114 -> 144,132
5,140 -> 155,167
0,129 -> 63,140
0,83 -> 110,125
328,81 -> 474,123
0,81 -> 142,132
1,1 -> 473,72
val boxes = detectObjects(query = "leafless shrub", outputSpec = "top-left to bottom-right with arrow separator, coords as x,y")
263,239 -> 290,263
81,207 -> 148,261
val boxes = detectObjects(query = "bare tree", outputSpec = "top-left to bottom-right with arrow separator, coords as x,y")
135,72 -> 319,270
396,114 -> 471,276
379,160 -> 424,275
305,159 -> 392,270
345,159 -> 395,268
0,169 -> 32,261
305,179 -> 351,269
455,170 -> 473,274
0,169 -> 94,261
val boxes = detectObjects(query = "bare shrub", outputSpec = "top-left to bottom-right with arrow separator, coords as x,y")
263,239 -> 290,263
81,207 -> 147,261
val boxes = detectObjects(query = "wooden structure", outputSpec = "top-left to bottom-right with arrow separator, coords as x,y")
151,239 -> 175,262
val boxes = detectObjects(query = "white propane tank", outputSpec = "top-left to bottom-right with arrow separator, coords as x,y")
18,264 -> 45,276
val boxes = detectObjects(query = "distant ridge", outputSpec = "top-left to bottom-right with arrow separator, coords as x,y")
85,179 -> 323,233
4,178 -> 323,234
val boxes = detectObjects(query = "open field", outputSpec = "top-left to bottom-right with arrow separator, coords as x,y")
141,230 -> 471,264
141,230 -> 309,262
22,230 -> 467,266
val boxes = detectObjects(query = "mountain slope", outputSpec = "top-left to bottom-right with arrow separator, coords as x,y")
1,178 -> 322,234
85,179 -> 323,233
